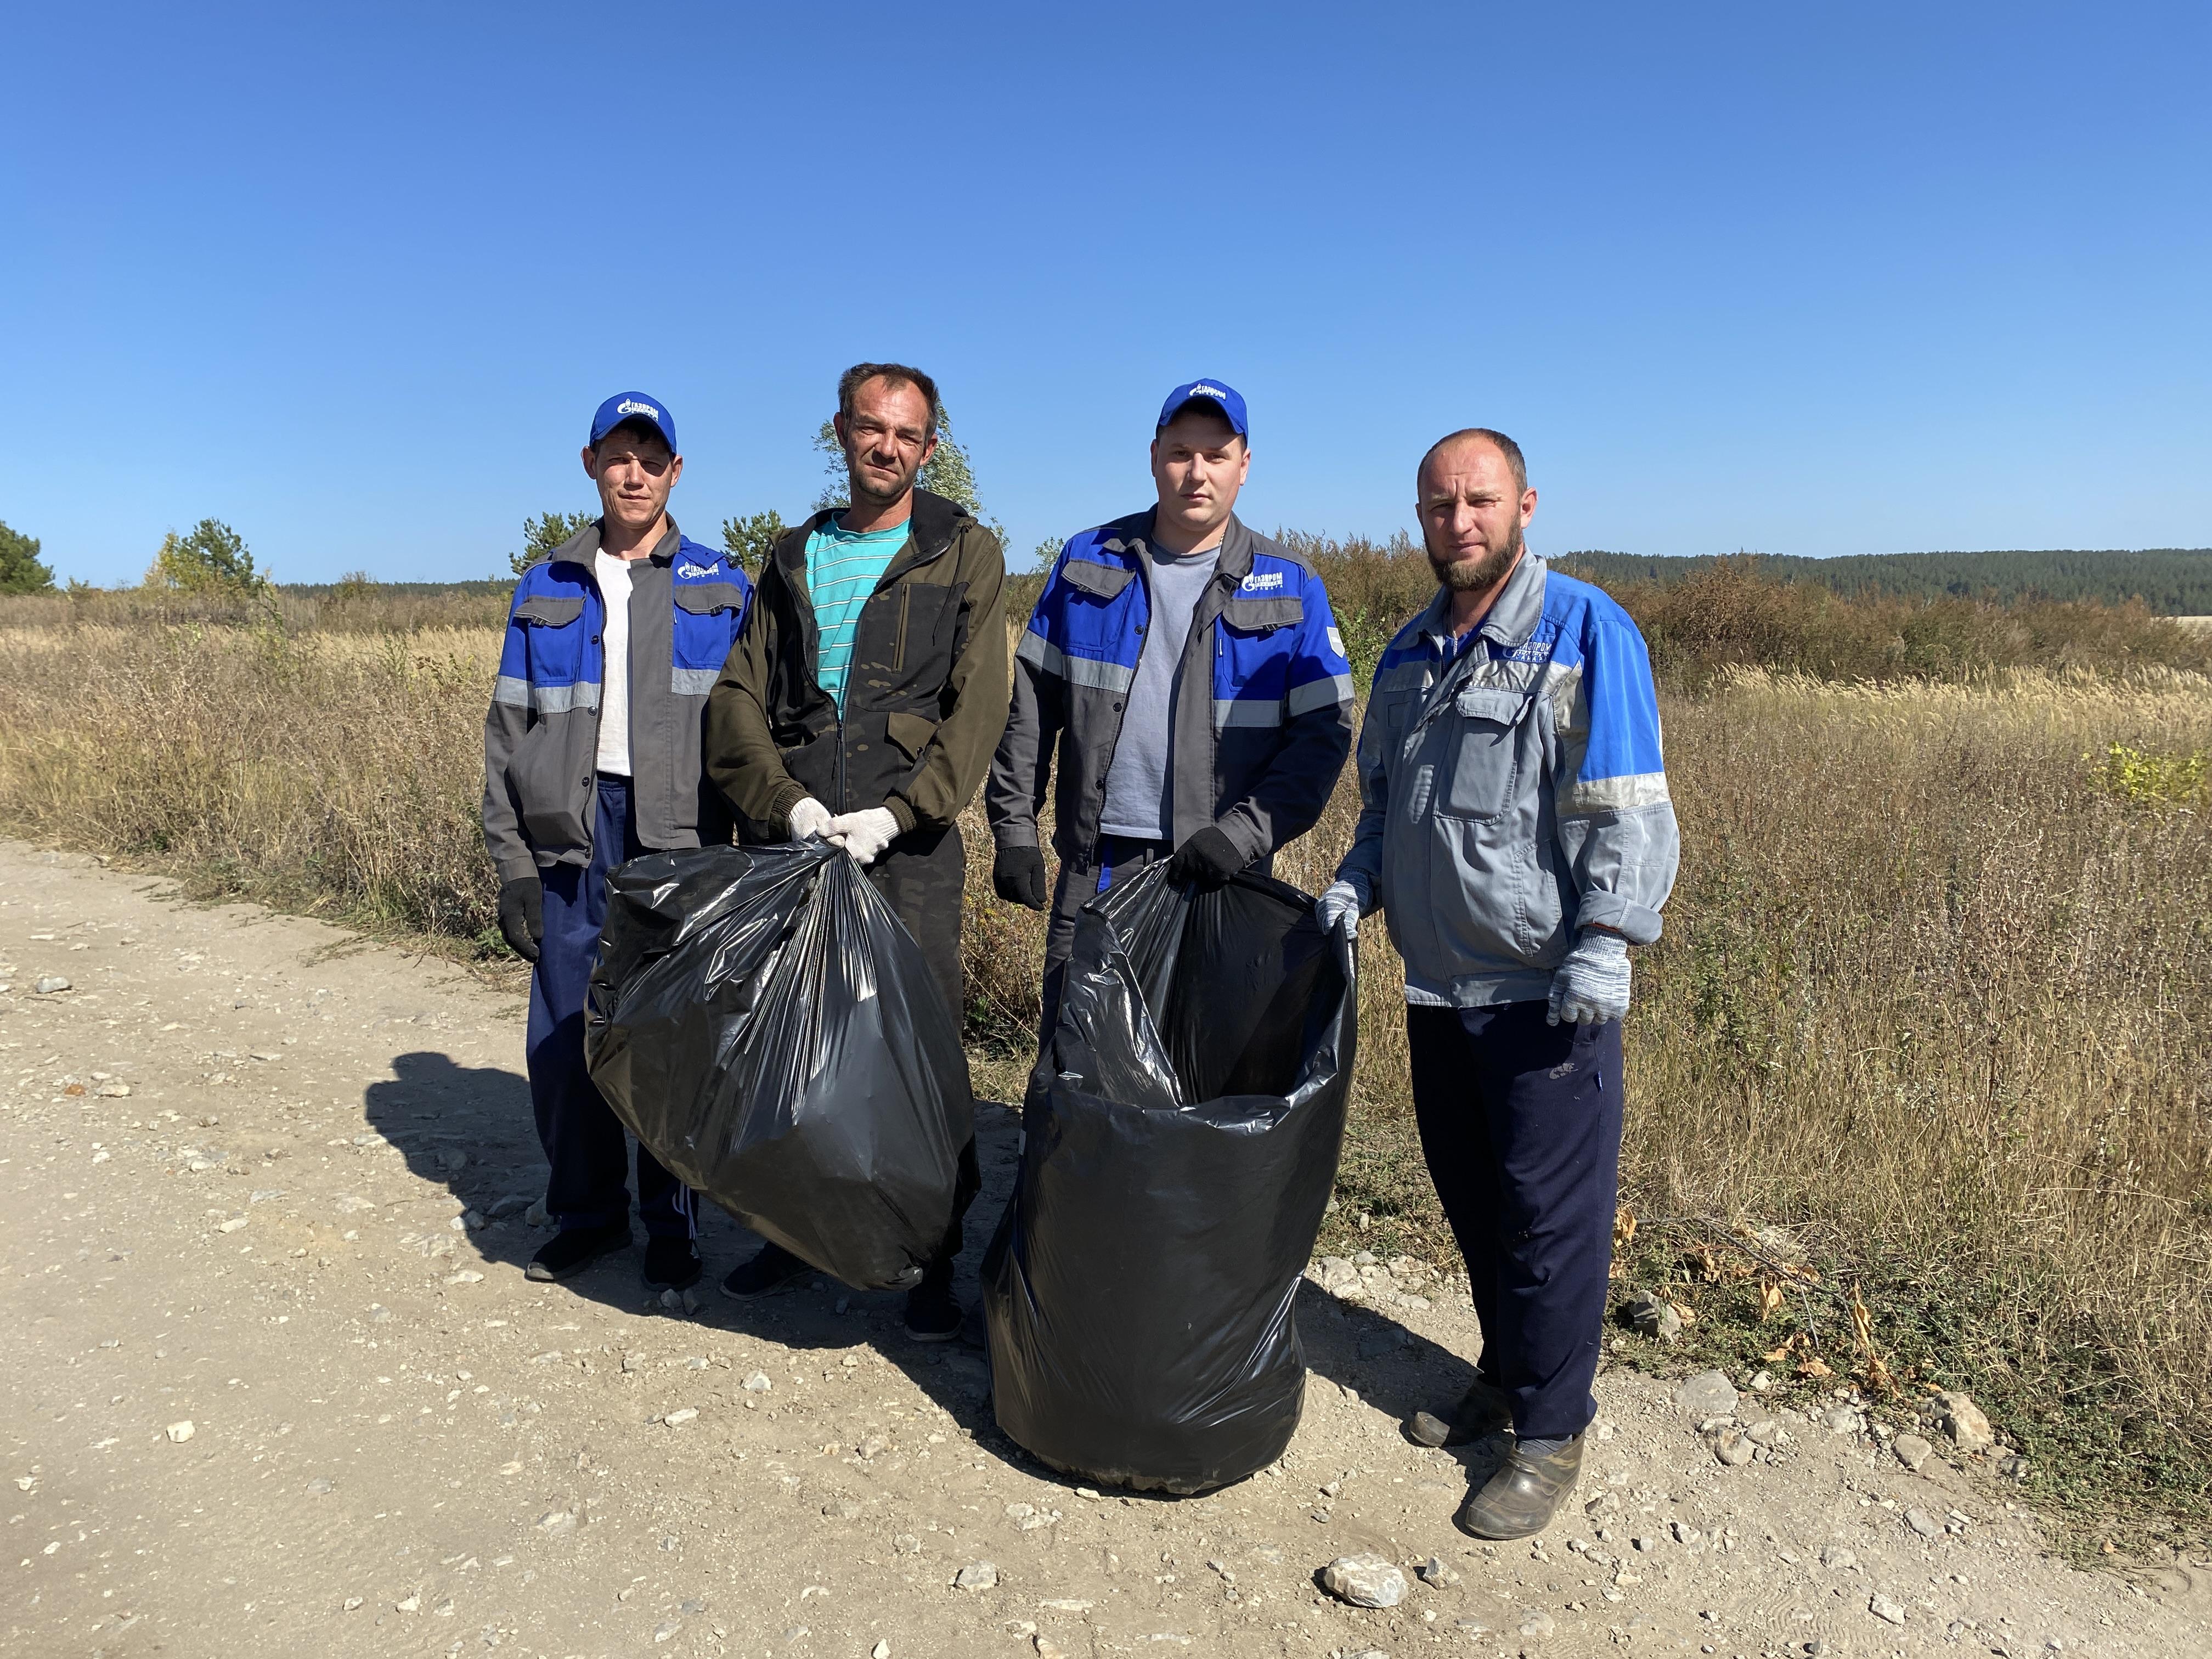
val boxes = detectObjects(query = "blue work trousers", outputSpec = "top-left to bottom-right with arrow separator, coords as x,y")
1407,1001 -> 1624,1441
526,776 -> 696,1240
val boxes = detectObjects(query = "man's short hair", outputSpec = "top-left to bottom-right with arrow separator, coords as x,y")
1419,427 -> 1527,496
838,362 -> 941,439
593,416 -> 671,455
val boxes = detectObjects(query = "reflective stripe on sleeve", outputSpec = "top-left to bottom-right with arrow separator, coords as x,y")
1286,672 -> 1354,716
493,674 -> 532,708
1558,770 -> 1672,814
1214,698 -> 1285,730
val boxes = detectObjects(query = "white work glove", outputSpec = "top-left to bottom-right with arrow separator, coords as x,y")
1548,929 -> 1631,1026
1315,875 -> 1369,940
826,806 -> 900,867
786,797 -> 834,842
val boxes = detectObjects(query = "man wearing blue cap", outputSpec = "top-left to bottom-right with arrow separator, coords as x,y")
482,393 -> 753,1291
986,379 -> 1356,1036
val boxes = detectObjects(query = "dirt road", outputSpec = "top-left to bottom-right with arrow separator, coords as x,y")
4,839 -> 2207,1659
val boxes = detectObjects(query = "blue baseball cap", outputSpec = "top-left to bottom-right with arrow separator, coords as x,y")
589,391 -> 679,455
1156,378 -> 1248,438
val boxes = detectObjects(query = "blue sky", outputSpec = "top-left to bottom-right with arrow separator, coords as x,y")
3,2 -> 2207,584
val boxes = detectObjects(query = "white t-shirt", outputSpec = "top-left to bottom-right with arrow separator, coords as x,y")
594,550 -> 637,777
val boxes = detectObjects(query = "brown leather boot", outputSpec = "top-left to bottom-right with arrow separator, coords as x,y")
1408,1374 -> 1514,1447
1455,1431 -> 1585,1539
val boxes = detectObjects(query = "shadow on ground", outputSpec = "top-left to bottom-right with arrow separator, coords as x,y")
358,1056 -> 1496,1501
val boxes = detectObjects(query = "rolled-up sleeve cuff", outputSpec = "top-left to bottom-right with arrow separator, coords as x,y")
762,780 -> 809,836
994,821 -> 1041,850
1578,890 -> 1664,946
494,854 -> 540,887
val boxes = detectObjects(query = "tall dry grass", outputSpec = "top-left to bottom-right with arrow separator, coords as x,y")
0,622 -> 502,940
4,583 -> 2210,1514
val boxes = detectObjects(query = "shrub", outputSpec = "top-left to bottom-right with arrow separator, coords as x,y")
510,510 -> 596,577
143,518 -> 266,596
0,520 -> 55,594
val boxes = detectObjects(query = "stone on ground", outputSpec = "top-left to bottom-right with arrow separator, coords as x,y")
1321,1553 -> 1407,1609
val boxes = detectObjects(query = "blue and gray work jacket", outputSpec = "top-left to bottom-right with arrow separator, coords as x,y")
986,510 -> 1355,871
481,520 -> 753,885
1337,552 -> 1679,1007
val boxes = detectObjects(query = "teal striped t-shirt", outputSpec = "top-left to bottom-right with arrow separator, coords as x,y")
804,514 -> 910,710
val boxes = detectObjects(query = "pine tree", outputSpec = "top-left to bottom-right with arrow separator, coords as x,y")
0,520 -> 55,594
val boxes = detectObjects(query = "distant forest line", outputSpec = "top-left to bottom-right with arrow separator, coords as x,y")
268,545 -> 2212,616
1553,546 -> 2212,614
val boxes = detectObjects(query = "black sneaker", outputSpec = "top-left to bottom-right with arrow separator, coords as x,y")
642,1236 -> 702,1293
720,1242 -> 808,1301
904,1263 -> 962,1343
524,1221 -> 632,1283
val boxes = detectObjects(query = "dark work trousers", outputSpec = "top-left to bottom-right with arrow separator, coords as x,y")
1035,834 -> 1171,1046
527,776 -> 696,1240
866,820 -> 981,1264
1406,1001 -> 1626,1442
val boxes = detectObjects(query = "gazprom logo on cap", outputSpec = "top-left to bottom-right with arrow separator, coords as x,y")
1189,385 -> 1227,400
616,399 -> 660,420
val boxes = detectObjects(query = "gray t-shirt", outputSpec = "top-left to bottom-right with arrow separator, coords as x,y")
1098,544 -> 1221,840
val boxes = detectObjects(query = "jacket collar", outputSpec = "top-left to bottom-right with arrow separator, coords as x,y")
571,517 -> 684,565
1125,508 -> 1254,582
775,490 -> 968,584
1417,550 -> 1548,651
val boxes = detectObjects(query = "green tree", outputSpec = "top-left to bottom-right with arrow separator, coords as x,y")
0,520 -> 56,594
720,509 -> 787,573
143,518 -> 266,595
1031,535 -> 1065,571
509,510 -> 597,577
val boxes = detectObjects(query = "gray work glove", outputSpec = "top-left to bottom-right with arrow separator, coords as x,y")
496,877 -> 542,964
1548,929 -> 1630,1025
786,797 -> 834,841
1315,874 -> 1369,940
826,806 -> 900,867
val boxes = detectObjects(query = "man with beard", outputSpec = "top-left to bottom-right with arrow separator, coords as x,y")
1317,428 -> 1677,1540
704,362 -> 1007,1340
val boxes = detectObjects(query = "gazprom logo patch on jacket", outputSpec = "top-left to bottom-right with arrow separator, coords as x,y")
1240,571 -> 1285,592
1503,639 -> 1556,665
676,559 -> 719,579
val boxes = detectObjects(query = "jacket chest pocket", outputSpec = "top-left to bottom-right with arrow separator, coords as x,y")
672,582 -> 746,689
515,595 -> 588,692
872,583 -> 954,680
1437,686 -> 1532,821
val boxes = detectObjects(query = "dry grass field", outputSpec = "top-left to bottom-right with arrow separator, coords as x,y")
3,568 -> 2209,1530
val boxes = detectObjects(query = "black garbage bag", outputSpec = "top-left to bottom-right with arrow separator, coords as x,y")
984,862 -> 1355,1493
584,841 -> 972,1292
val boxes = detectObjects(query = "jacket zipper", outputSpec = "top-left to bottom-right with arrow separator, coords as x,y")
832,515 -> 952,816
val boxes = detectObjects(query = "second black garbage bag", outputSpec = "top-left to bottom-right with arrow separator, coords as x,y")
584,841 -> 972,1291
985,862 -> 1355,1493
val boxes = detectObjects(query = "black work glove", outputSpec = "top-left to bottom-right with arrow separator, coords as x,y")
496,877 -> 543,963
1167,825 -> 1246,890
993,845 -> 1048,910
